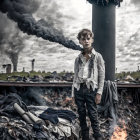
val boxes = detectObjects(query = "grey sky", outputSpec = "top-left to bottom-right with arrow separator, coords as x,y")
0,0 -> 140,73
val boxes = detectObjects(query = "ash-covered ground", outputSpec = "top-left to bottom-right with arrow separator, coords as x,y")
0,86 -> 140,140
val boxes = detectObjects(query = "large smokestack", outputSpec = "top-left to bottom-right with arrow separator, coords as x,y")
92,4 -> 116,81
87,0 -> 122,81
0,0 -> 82,51
11,53 -> 18,72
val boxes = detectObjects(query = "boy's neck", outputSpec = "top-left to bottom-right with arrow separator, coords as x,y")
83,47 -> 92,55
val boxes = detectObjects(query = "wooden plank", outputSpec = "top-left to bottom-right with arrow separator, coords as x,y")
117,84 -> 140,88
0,82 -> 140,88
0,82 -> 72,87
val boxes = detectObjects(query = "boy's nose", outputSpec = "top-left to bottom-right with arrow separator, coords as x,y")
85,39 -> 88,43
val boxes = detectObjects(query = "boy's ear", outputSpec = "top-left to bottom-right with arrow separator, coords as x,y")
91,38 -> 93,43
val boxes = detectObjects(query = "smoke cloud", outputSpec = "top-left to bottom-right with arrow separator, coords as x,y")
0,0 -> 40,71
124,28 -> 140,48
0,0 -> 82,51
3,32 -> 25,72
0,12 -> 27,72
36,0 -> 64,34
131,0 -> 140,5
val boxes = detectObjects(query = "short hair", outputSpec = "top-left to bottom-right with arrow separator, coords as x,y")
77,29 -> 94,40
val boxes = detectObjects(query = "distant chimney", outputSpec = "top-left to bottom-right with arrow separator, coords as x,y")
116,67 -> 117,73
23,67 -> 25,72
6,64 -> 12,73
31,59 -> 35,71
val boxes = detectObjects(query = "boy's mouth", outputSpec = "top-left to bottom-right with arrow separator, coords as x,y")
84,44 -> 90,48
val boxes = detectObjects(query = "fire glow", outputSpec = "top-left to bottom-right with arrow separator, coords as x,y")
111,120 -> 127,140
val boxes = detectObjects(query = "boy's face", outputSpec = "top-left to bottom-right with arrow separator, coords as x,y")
79,34 -> 93,49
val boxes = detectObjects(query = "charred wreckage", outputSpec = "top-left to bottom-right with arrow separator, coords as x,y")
0,81 -> 140,140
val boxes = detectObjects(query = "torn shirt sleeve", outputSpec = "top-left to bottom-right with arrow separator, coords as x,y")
97,54 -> 105,95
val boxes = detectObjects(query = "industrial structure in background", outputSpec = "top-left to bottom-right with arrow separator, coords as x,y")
31,59 -> 35,72
2,64 -> 12,73
87,0 -> 123,81
138,66 -> 140,72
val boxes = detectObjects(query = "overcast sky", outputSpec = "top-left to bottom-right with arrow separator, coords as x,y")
0,0 -> 140,73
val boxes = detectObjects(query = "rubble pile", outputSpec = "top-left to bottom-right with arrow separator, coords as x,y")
0,85 -> 140,140
0,90 -> 79,140
97,89 -> 140,139
37,86 -> 140,140
4,72 -> 74,82
19,87 -> 73,108
117,90 -> 140,139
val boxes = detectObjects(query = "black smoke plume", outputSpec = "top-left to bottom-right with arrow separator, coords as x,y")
0,0 -> 82,51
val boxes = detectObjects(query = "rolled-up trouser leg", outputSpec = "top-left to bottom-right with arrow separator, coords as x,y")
85,89 -> 102,137
74,87 -> 88,132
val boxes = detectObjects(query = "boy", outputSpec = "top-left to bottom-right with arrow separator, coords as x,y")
72,29 -> 105,140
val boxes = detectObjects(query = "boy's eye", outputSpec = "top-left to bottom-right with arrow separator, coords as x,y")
82,38 -> 90,41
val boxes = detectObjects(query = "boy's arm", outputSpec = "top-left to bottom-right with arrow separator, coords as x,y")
97,54 -> 105,95
71,57 -> 79,97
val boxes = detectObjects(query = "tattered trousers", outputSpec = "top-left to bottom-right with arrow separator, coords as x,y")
74,83 -> 101,137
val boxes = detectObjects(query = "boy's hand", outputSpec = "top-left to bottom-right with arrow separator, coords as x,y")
71,97 -> 75,103
66,97 -> 74,103
95,93 -> 101,104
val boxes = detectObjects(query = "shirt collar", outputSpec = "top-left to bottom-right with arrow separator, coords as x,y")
79,48 -> 96,63
91,48 -> 96,55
